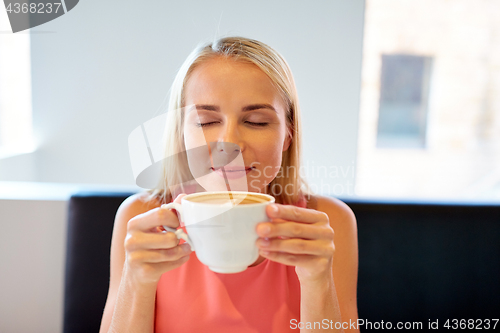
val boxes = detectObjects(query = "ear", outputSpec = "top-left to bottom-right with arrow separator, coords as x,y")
282,127 -> 292,152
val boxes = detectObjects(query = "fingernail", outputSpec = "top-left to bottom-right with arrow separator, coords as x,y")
259,224 -> 271,235
260,238 -> 270,247
269,204 -> 278,215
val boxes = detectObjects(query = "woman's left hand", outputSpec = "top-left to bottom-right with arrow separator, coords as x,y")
256,203 -> 335,282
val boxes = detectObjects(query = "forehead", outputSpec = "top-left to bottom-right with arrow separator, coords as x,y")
184,57 -> 285,106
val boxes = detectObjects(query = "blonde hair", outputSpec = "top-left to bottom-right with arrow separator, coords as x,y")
150,37 -> 309,205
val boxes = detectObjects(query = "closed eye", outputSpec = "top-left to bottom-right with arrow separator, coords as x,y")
245,121 -> 269,127
196,121 -> 269,127
196,122 -> 219,127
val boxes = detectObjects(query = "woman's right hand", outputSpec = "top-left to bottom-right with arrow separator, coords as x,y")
123,194 -> 192,285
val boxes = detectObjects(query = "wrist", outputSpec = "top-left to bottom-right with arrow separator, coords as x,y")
122,265 -> 161,292
111,268 -> 157,333
297,267 -> 334,288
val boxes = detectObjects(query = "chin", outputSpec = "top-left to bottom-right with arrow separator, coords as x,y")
246,179 -> 268,193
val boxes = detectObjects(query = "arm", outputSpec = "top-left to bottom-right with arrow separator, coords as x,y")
316,196 -> 359,332
256,195 -> 359,333
99,194 -> 192,333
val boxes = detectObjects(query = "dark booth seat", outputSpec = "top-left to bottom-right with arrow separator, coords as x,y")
342,198 -> 500,329
63,192 -> 136,333
63,193 -> 500,333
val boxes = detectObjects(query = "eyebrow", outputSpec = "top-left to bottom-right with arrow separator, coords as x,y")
194,103 -> 277,113
242,104 -> 277,113
194,104 -> 219,111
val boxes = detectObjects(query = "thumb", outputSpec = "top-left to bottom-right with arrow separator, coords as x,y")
170,194 -> 187,226
173,193 -> 187,204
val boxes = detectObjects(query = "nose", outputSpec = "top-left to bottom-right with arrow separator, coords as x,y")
216,141 -> 240,154
209,121 -> 243,169
211,141 -> 240,169
217,121 -> 244,153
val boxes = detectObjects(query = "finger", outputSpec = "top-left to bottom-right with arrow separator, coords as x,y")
256,238 -> 334,256
138,243 -> 193,263
266,204 -> 328,224
152,254 -> 191,272
133,254 -> 190,276
158,243 -> 193,262
128,206 -> 180,231
258,251 -> 326,268
258,250 -> 333,272
125,230 -> 179,251
256,221 -> 333,240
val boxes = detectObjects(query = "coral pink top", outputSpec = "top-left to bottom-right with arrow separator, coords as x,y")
154,197 -> 306,333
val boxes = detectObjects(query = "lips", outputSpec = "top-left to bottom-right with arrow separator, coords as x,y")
211,166 -> 255,179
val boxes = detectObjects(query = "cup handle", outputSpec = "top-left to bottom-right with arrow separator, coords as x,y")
160,202 -> 195,251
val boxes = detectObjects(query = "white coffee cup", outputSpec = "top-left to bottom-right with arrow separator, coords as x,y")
161,191 -> 274,273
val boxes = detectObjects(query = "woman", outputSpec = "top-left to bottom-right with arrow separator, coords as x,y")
100,37 -> 359,332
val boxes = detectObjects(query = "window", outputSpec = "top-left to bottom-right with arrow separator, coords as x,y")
356,0 -> 500,200
0,8 -> 35,158
377,54 -> 433,149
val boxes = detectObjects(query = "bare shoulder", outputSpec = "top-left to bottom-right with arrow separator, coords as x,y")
116,192 -> 162,222
308,194 -> 356,229
111,192 -> 161,239
308,195 -> 358,245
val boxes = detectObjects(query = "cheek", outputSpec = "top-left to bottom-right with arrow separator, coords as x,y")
253,140 -> 284,177
183,126 -> 213,177
253,127 -> 287,164
183,125 -> 208,150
